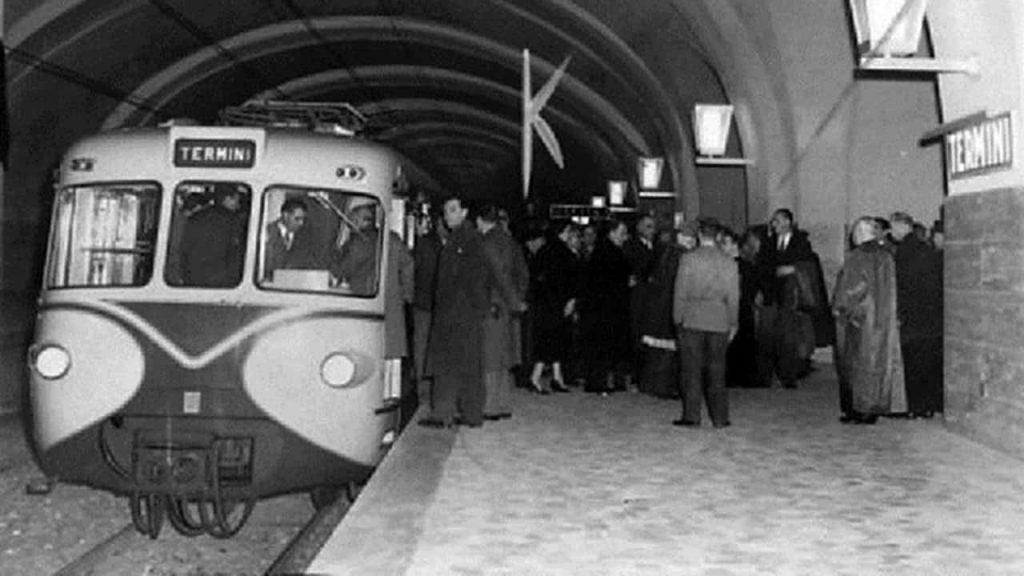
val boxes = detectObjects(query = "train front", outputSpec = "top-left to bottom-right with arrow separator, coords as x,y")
28,126 -> 402,537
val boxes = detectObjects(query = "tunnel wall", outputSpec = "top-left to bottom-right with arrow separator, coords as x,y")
930,0 -> 1024,458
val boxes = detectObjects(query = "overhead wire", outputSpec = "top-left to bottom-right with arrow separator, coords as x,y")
5,44 -> 165,116
276,0 -> 392,127
146,0 -> 290,101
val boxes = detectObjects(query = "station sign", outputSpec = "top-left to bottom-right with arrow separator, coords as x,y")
944,111 -> 1013,180
549,204 -> 610,219
174,139 -> 256,168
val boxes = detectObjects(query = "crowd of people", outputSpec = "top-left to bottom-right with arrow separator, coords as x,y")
407,192 -> 945,430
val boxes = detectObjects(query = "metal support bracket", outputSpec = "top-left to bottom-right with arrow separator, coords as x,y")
858,55 -> 980,77
695,157 -> 755,166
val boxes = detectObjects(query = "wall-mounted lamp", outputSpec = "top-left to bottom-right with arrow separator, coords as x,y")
607,181 -> 627,206
637,157 -> 676,199
638,157 -> 664,190
849,0 -> 978,76
693,104 -> 753,166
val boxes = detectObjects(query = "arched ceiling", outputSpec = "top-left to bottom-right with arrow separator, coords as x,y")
4,0 -> 742,209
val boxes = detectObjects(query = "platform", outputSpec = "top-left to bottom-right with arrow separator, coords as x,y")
307,367 -> 1024,575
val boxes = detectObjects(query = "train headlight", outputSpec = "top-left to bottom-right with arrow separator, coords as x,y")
320,353 -> 357,388
32,344 -> 72,380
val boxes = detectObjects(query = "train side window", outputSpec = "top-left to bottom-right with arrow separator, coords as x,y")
258,186 -> 383,297
166,182 -> 251,288
46,183 -> 160,288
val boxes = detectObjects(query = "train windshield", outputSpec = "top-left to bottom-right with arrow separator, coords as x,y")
165,181 -> 251,288
258,186 -> 383,297
46,183 -> 160,288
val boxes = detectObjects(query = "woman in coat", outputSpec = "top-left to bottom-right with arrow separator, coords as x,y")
832,216 -> 906,424
528,221 -> 581,394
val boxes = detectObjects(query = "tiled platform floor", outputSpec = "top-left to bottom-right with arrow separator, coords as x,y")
310,367 -> 1024,576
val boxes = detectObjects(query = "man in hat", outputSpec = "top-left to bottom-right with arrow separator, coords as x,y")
889,211 -> 943,418
331,198 -> 381,295
636,219 -> 698,398
672,218 -> 739,427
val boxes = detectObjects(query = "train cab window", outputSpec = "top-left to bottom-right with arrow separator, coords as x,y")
165,182 -> 251,288
46,183 -> 160,288
258,186 -> 382,297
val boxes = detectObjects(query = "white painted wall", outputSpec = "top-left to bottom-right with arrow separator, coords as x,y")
932,0 -> 1024,196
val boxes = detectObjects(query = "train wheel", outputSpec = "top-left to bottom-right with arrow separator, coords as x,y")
346,481 -> 363,502
167,497 -> 206,537
309,481 -> 361,511
130,491 -> 166,539
309,486 -> 343,511
200,497 -> 255,539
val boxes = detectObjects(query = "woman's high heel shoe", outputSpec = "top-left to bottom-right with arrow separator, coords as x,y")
551,380 -> 570,393
530,380 -> 550,395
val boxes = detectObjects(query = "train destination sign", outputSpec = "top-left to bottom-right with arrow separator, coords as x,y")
174,139 -> 257,168
945,111 -> 1013,180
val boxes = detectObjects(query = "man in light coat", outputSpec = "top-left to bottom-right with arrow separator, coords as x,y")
477,205 -> 528,420
672,219 -> 739,428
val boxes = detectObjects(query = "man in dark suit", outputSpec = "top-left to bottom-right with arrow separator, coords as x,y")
421,194 -> 490,429
889,211 -> 943,418
412,215 -> 445,407
758,208 -> 818,388
622,214 -> 658,392
263,198 -> 317,282
180,184 -> 246,287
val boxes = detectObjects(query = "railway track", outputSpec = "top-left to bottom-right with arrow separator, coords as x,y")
42,490 -> 355,576
52,524 -> 137,576
265,494 -> 355,575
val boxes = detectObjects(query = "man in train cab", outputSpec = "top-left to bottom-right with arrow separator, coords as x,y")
330,198 -> 381,295
263,198 -> 317,281
421,193 -> 490,429
180,183 -> 247,287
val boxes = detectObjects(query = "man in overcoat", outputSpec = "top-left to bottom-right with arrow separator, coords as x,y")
889,212 -> 942,418
478,205 -> 528,420
623,214 -> 659,392
412,215 -> 444,406
421,194 -> 490,429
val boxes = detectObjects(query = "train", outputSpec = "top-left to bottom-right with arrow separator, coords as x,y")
27,104 -> 431,538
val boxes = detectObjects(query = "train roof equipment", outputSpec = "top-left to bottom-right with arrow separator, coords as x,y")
219,100 -> 367,137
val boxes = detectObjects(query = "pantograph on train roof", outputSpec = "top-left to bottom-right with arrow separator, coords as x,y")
219,100 -> 367,137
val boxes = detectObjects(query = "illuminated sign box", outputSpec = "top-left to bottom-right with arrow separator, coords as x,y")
549,204 -> 610,219
174,139 -> 256,168
944,112 -> 1014,181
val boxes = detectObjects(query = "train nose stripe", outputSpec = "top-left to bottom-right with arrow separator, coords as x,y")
71,300 -> 315,370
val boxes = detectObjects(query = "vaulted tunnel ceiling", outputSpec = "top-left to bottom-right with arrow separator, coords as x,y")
5,0 -> 735,209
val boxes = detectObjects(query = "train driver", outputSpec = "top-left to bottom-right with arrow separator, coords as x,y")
263,198 -> 317,281
329,198 -> 381,295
